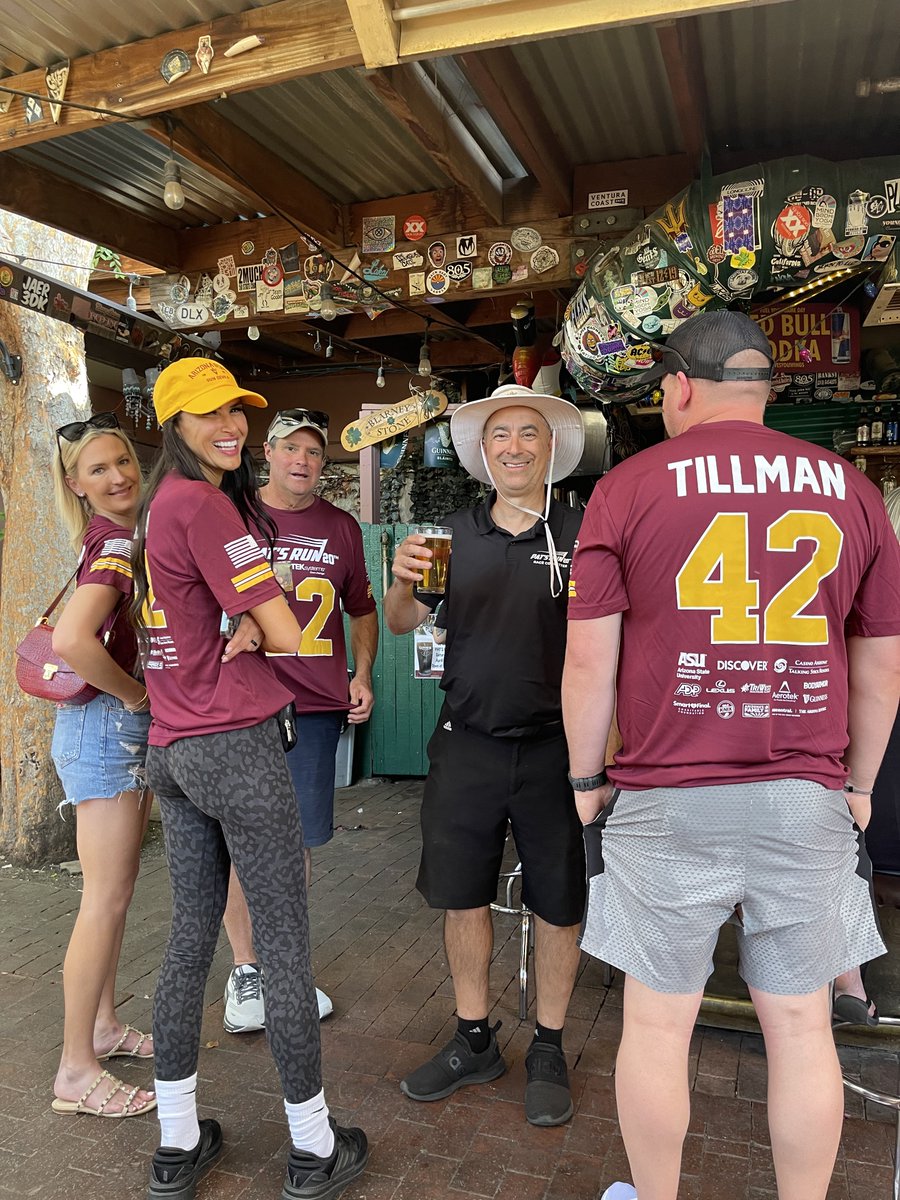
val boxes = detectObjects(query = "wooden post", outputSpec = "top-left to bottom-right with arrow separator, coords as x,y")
0,215 -> 95,865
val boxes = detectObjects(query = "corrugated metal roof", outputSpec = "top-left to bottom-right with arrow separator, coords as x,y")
699,0 -> 900,158
12,124 -> 259,226
0,0 -> 271,68
216,68 -> 453,203
508,24 -> 684,164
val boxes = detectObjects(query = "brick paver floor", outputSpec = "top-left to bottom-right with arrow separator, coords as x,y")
1,778 -> 897,1199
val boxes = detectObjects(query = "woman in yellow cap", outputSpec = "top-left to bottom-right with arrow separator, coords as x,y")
131,358 -> 368,1200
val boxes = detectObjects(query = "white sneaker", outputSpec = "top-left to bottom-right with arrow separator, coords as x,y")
224,963 -> 266,1033
316,987 -> 334,1020
600,1186 -> 637,1200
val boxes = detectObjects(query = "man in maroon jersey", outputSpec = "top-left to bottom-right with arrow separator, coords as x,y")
563,310 -> 900,1200
222,409 -> 378,1031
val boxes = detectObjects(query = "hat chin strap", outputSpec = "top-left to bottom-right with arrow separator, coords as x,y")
480,438 -> 563,598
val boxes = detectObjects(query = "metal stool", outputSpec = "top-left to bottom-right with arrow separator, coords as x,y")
491,862 -> 533,1019
842,1015 -> 900,1200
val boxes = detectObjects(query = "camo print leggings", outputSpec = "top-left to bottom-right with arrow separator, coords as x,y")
146,717 -> 321,1102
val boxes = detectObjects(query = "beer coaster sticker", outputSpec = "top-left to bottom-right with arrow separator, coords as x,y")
362,216 -> 396,254
160,49 -> 191,84
256,279 -> 284,311
241,241 -> 255,256
472,267 -> 493,290
511,227 -> 542,252
409,272 -> 426,297
488,242 -> 512,266
428,241 -> 446,268
393,250 -> 424,270
261,262 -> 284,287
511,265 -> 529,282
403,214 -> 427,241
445,260 -> 473,283
642,314 -> 662,335
727,268 -> 758,292
213,273 -> 230,294
426,270 -> 449,295
456,234 -> 477,258
531,246 -> 559,274
195,35 -> 214,75
492,265 -> 512,285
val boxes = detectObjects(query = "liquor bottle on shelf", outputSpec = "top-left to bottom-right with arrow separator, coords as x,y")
856,407 -> 870,447
853,455 -> 868,473
886,406 -> 898,447
871,405 -> 885,447
881,463 -> 897,498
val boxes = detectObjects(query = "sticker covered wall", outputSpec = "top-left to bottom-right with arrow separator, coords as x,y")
561,155 -> 900,403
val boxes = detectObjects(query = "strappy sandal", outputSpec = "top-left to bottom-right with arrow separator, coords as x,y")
51,1069 -> 157,1118
98,1023 -> 154,1060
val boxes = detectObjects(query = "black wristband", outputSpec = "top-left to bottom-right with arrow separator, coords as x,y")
843,782 -> 872,795
567,769 -> 608,792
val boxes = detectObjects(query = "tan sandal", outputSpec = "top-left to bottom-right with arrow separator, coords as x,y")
51,1069 -> 157,1118
97,1023 -> 154,1060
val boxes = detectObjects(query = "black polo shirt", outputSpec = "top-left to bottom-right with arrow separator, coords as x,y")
417,495 -> 582,738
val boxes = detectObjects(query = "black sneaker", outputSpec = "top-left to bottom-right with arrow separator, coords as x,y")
400,1022 -> 506,1102
281,1123 -> 368,1200
148,1119 -> 223,1200
524,1042 -> 573,1126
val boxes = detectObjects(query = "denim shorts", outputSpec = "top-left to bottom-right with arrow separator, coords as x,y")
51,692 -> 151,807
284,711 -> 345,847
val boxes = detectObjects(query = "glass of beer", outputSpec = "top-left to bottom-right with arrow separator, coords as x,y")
416,525 -> 452,594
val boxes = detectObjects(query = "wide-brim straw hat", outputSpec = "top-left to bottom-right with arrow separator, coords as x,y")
449,384 -> 585,485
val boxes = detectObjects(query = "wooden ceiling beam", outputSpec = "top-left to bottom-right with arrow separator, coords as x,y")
364,64 -> 504,224
0,0 -> 361,152
458,47 -> 571,217
655,19 -> 708,167
572,154 -> 695,214
0,155 -> 179,268
344,0 -> 400,68
396,0 -> 794,60
146,107 -> 344,249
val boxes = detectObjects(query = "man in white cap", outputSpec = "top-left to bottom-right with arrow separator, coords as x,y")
385,384 -> 586,1126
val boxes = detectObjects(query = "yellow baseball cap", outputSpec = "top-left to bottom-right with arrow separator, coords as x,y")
153,357 -> 267,425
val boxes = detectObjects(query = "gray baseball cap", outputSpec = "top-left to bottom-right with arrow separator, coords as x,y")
642,310 -> 774,386
266,407 -> 329,447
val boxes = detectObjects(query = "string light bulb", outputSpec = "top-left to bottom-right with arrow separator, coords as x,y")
320,283 -> 337,321
125,275 -> 138,313
375,358 -> 386,388
247,324 -> 260,341
325,336 -> 334,359
162,159 -> 185,211
417,332 -> 431,378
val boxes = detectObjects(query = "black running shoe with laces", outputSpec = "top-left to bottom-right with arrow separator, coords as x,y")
281,1123 -> 368,1200
148,1118 -> 223,1200
400,1022 -> 506,1102
524,1041 -> 573,1126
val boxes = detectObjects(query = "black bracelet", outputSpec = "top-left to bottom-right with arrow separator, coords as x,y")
567,769 -> 608,792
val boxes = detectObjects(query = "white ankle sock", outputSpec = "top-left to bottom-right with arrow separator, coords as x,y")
284,1088 -> 335,1157
155,1073 -> 200,1151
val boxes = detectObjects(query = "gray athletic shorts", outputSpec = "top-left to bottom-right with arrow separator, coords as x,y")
579,779 -> 886,996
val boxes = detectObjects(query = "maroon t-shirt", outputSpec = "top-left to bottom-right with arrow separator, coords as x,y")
76,514 -> 138,675
254,497 -> 376,713
143,473 -> 293,747
569,421 -> 900,790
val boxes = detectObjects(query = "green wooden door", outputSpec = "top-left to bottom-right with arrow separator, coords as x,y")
356,523 -> 443,777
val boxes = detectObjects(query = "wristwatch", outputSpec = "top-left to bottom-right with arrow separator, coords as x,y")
567,769 -> 608,792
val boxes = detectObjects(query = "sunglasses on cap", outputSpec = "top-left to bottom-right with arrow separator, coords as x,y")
276,408 -> 329,430
55,411 -> 120,453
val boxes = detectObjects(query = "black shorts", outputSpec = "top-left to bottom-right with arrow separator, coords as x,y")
416,705 -> 586,927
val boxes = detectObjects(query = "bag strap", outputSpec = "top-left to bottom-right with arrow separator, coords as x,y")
38,569 -> 79,624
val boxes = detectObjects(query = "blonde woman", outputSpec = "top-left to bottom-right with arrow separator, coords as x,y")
49,412 -> 156,1118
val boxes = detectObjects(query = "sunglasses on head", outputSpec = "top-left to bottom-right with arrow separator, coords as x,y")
278,408 -> 329,431
55,411 -> 120,453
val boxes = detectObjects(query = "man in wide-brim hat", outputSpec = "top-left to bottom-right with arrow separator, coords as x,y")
385,383 -> 587,1127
